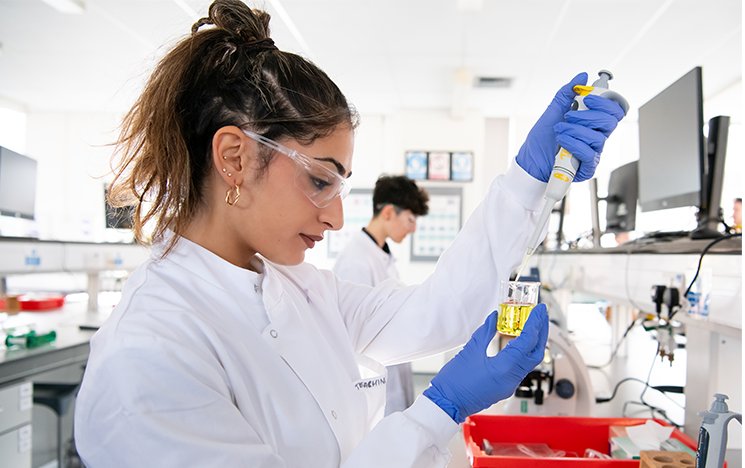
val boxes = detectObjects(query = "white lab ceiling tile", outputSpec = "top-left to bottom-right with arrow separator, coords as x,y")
0,0 -> 738,123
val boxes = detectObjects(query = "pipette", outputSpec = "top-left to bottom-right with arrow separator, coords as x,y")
514,70 -> 629,280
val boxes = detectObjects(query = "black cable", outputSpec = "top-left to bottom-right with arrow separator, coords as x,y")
587,316 -> 640,369
623,240 -> 651,313
595,377 -> 685,407
683,232 -> 740,298
653,386 -> 684,394
622,400 -> 681,429
638,344 -> 682,428
668,232 -> 741,320
597,342 -> 684,428
638,342 -> 659,407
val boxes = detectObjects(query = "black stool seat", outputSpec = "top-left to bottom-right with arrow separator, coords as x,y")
33,383 -> 80,416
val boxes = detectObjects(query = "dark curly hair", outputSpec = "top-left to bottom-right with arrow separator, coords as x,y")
372,175 -> 429,217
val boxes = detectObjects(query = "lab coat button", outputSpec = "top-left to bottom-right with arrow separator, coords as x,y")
331,410 -> 337,419
270,330 -> 278,338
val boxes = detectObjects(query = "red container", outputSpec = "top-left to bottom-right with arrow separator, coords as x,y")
463,414 -> 703,467
18,295 -> 65,311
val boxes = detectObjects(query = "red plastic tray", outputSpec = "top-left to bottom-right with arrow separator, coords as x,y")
18,295 -> 66,311
463,414 -> 702,467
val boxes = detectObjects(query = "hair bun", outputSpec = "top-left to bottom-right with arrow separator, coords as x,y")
192,0 -> 271,43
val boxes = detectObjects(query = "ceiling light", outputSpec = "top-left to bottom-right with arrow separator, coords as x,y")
41,0 -> 85,14
452,68 -> 473,119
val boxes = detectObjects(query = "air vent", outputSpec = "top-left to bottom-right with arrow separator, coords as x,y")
475,76 -> 512,88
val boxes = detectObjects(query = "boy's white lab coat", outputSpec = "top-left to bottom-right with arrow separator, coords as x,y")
74,164 -> 547,467
332,230 -> 399,286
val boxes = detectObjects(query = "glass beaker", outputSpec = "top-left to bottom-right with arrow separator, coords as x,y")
497,280 -> 540,336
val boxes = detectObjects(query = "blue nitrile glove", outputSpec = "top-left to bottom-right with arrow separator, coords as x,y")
555,94 -> 626,182
423,304 -> 549,423
516,73 -> 626,182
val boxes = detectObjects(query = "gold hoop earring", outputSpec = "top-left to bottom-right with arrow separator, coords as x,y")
225,184 -> 240,206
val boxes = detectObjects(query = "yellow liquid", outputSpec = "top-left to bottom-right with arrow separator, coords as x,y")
497,302 -> 536,337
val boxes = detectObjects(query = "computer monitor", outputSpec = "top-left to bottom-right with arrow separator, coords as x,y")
605,161 -> 638,233
638,67 -> 704,213
0,146 -> 37,220
637,67 -> 729,239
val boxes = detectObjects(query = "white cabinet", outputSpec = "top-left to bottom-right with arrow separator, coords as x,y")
0,380 -> 33,468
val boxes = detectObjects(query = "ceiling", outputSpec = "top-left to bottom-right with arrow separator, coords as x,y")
0,0 -> 742,124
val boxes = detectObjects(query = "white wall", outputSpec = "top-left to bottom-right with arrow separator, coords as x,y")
0,110 -> 132,242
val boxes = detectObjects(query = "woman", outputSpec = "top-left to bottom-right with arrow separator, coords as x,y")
74,1 -> 624,466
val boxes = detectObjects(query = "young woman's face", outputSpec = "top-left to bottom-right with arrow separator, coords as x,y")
239,127 -> 355,266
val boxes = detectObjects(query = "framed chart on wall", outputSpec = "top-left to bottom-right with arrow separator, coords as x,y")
410,187 -> 463,261
404,150 -> 474,182
450,151 -> 474,181
327,188 -> 373,258
405,151 -> 428,180
427,152 -> 451,180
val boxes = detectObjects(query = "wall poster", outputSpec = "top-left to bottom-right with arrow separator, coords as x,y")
427,152 -> 451,180
450,151 -> 474,181
404,151 -> 474,182
405,151 -> 428,180
410,187 -> 463,261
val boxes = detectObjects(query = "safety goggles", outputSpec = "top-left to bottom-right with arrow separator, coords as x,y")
243,130 -> 351,208
376,204 -> 418,226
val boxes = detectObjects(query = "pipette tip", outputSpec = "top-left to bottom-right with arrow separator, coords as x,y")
514,247 -> 534,282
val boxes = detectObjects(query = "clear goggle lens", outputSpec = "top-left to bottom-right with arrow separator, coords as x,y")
242,130 -> 351,208
291,152 -> 351,208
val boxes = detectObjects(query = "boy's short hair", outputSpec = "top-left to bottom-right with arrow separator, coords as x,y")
372,175 -> 429,217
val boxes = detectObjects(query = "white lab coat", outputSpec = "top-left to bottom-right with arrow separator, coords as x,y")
332,230 -> 399,286
74,162 -> 547,467
333,231 -> 414,415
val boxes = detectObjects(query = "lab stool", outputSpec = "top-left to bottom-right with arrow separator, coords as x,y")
33,383 -> 80,468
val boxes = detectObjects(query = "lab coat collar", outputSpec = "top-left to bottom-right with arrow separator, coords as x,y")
362,227 -> 390,254
154,233 -> 271,330
358,230 -> 397,268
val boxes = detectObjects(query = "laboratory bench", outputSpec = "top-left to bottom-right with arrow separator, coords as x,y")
0,301 -> 108,468
0,237 -> 148,312
519,235 -> 742,467
0,236 -> 145,468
